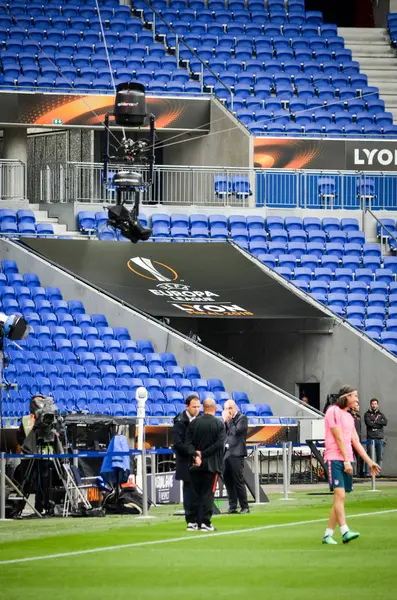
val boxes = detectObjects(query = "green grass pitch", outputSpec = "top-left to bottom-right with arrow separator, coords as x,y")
1,485 -> 397,600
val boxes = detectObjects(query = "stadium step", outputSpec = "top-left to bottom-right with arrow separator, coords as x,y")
338,27 -> 389,43
349,43 -> 395,58
340,27 -> 397,124
29,204 -> 81,237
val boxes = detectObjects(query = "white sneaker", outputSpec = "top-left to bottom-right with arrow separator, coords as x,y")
186,522 -> 198,531
200,523 -> 216,532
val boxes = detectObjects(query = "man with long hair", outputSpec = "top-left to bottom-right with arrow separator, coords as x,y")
322,385 -> 380,545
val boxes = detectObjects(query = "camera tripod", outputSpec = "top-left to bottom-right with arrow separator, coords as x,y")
7,442 -> 92,518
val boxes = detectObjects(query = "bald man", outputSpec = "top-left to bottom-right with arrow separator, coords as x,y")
223,399 -> 249,514
186,398 -> 225,531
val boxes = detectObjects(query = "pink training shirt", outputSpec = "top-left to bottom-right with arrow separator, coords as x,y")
324,405 -> 355,462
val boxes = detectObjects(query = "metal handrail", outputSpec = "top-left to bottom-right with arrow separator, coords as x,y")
365,207 -> 397,249
64,162 -> 397,176
137,0 -> 234,109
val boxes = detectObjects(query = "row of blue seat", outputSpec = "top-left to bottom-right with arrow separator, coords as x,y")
240,109 -> 392,125
293,280 -> 397,295
268,264 -> 397,284
229,97 -> 384,117
145,14 -> 320,29
8,355 -> 208,382
7,372 -> 226,392
80,213 -> 363,231
0,222 -> 54,235
256,247 -> 396,265
3,400 -> 278,419
178,36 -> 343,51
1,33 -> 159,52
143,0 -> 303,9
2,11 -> 314,29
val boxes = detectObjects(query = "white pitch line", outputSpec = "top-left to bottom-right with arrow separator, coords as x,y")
1,508 -> 396,566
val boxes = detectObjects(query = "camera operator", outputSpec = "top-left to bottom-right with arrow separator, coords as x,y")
16,395 -> 64,515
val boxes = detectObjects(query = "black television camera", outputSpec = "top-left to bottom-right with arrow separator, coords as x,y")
103,82 -> 155,243
22,395 -> 65,453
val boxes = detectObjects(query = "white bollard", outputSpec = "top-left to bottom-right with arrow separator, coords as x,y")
280,442 -> 292,500
150,451 -> 157,506
135,386 -> 148,490
254,445 -> 260,504
368,440 -> 381,493
136,445 -> 155,519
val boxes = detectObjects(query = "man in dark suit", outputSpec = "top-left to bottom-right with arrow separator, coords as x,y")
186,398 -> 225,531
172,393 -> 201,526
223,399 -> 249,514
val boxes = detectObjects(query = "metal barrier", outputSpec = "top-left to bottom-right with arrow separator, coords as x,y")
253,443 -> 326,486
0,160 -> 26,201
39,162 -> 397,210
0,442 -> 317,519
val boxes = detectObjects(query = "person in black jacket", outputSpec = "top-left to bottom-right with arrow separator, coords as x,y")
171,394 -> 201,525
364,398 -> 388,470
186,398 -> 225,532
349,400 -> 364,478
223,399 -> 249,514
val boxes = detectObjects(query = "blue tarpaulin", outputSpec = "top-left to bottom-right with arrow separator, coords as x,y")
100,435 -> 131,484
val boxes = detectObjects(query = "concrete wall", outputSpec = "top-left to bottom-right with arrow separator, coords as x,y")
373,0 -> 391,26
27,129 -> 94,202
0,238 -> 319,424
163,98 -> 253,168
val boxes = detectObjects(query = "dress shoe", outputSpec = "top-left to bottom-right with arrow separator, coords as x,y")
239,508 -> 250,514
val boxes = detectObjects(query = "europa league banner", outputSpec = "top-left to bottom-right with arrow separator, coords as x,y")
23,239 -> 324,319
254,137 -> 397,172
0,91 -> 210,131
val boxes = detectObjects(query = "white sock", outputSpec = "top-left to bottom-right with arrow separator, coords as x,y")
340,524 -> 349,536
324,528 -> 334,538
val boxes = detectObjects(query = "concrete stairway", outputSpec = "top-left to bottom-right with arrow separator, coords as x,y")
29,203 -> 81,237
339,27 -> 397,123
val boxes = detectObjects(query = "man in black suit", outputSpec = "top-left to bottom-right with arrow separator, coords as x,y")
223,399 -> 249,514
186,398 -> 225,531
172,393 -> 201,526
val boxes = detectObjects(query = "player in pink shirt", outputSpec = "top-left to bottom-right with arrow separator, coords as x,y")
322,385 -> 380,545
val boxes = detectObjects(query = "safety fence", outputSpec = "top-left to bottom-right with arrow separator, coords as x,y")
0,160 -> 26,201
39,162 -> 397,210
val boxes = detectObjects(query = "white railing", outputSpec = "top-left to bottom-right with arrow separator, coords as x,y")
40,162 -> 256,207
39,161 -> 397,210
0,160 -> 26,201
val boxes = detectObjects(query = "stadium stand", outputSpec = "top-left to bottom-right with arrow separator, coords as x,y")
74,210 -> 397,356
0,258 -> 276,420
0,208 -> 54,237
0,1 -> 396,137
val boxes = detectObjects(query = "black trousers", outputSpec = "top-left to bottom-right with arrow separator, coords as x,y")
223,456 -> 248,511
190,469 -> 218,526
35,458 -> 51,514
182,480 -> 197,524
353,450 -> 365,478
